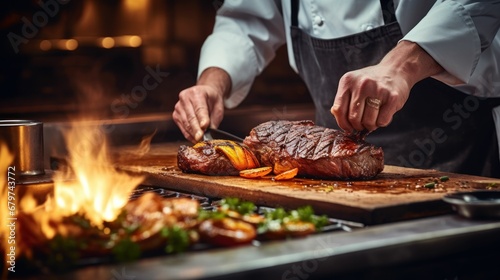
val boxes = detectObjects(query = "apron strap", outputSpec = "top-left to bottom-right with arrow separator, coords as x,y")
291,0 -> 299,27
380,0 -> 397,24
290,0 -> 397,27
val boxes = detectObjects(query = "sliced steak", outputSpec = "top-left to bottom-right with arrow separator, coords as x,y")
243,120 -> 384,180
177,140 -> 259,176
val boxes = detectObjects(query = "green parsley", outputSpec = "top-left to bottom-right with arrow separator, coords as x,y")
161,226 -> 190,254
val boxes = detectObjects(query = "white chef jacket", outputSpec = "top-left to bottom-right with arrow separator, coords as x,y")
199,0 -> 500,108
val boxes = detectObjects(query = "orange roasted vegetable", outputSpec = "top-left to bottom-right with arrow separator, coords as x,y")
178,140 -> 260,175
214,140 -> 260,171
274,168 -> 299,181
198,218 -> 256,247
239,166 -> 273,178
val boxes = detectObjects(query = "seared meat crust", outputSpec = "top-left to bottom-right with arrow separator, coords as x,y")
243,120 -> 384,180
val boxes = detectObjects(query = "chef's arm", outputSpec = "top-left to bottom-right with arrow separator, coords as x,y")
174,1 -> 285,142
198,0 -> 286,108
197,67 -> 232,99
379,41 -> 444,89
401,0 -> 500,85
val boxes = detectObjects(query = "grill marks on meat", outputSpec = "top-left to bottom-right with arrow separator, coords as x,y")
243,120 -> 384,180
177,120 -> 383,179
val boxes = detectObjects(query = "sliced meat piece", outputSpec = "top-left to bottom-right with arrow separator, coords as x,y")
243,120 -> 384,180
177,140 -> 259,176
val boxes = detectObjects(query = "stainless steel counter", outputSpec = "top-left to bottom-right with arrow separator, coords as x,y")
28,214 -> 500,280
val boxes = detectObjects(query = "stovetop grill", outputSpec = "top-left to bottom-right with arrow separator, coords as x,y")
131,186 -> 364,234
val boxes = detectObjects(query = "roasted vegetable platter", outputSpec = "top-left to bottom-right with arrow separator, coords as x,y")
9,186 -> 352,276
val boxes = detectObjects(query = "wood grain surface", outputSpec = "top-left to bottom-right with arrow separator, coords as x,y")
114,142 -> 500,225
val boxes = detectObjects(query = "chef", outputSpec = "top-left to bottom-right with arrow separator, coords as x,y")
173,0 -> 500,178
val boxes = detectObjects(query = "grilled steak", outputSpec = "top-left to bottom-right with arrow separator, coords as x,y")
243,120 -> 384,179
177,140 -> 260,175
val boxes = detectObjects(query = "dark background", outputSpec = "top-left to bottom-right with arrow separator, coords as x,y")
0,0 -> 312,136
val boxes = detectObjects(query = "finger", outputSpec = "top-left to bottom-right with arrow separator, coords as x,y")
361,97 -> 382,131
376,103 -> 395,128
376,93 -> 401,127
179,87 -> 210,141
347,98 -> 365,132
179,122 -> 197,143
190,90 -> 211,130
184,99 -> 205,141
331,78 -> 354,132
176,89 -> 204,142
173,104 -> 197,143
209,98 -> 224,129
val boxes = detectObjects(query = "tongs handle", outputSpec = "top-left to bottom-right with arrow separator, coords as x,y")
349,129 -> 369,141
203,129 -> 213,141
203,128 -> 244,142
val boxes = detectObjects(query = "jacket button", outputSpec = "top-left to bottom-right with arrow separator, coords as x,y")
313,15 -> 324,27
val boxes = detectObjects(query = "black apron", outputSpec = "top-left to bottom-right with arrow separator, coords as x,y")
290,0 -> 500,178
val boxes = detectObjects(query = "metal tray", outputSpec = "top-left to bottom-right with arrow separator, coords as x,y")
443,190 -> 500,219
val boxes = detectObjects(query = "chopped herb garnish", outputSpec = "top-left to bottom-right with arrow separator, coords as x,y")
311,215 -> 330,230
295,206 -> 329,230
265,207 -> 288,221
424,182 -> 435,189
220,197 -> 256,215
439,176 -> 449,182
46,234 -> 81,272
296,205 -> 314,222
237,201 -> 257,215
198,209 -> 227,220
261,205 -> 329,232
161,226 -> 190,254
112,237 -> 141,262
486,183 -> 498,190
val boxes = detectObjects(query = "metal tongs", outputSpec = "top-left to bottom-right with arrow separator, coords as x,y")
349,129 -> 370,142
203,127 -> 244,142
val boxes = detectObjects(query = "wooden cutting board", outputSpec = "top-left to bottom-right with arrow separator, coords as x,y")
113,142 -> 500,225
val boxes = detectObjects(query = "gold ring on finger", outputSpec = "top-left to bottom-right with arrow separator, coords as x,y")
366,97 -> 382,109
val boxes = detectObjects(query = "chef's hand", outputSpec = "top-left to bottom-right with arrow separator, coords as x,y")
173,67 -> 231,143
332,65 -> 410,133
331,41 -> 445,133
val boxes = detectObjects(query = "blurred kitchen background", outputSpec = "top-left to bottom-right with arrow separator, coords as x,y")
0,0 -> 314,149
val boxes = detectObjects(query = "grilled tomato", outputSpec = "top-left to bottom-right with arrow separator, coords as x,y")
198,217 -> 256,247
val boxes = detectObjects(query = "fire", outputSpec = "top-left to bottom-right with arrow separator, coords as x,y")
51,122 -> 144,227
7,121 -> 145,258
135,129 -> 157,156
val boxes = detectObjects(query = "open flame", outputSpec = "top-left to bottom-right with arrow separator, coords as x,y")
6,121 -> 145,257
51,123 -> 144,227
134,128 -> 157,157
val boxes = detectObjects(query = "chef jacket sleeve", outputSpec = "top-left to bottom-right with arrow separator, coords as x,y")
198,1 -> 286,109
401,0 -> 500,84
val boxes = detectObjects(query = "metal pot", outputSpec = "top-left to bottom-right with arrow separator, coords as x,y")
0,120 -> 45,175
